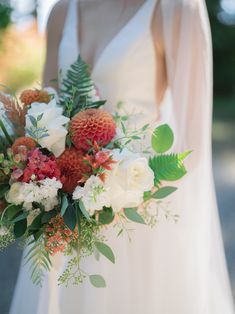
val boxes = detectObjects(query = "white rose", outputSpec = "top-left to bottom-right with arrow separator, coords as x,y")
105,149 -> 154,212
73,175 -> 110,216
25,99 -> 70,157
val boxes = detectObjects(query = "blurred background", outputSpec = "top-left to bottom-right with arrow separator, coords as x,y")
0,0 -> 234,312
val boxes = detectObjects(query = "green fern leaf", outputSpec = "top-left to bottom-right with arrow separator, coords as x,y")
149,152 -> 190,185
24,237 -> 52,287
60,56 -> 95,116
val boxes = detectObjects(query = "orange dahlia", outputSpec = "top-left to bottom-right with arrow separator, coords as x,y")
70,109 -> 116,151
12,137 -> 36,154
56,147 -> 91,193
20,89 -> 51,106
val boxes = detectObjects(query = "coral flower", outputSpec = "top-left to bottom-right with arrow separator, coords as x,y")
45,215 -> 78,256
56,147 -> 91,193
70,109 -> 116,151
12,137 -> 36,154
20,89 -> 51,106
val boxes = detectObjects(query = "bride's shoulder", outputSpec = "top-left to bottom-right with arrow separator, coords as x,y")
46,0 -> 69,36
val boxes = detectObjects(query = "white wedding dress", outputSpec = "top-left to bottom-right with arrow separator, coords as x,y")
10,0 -> 234,313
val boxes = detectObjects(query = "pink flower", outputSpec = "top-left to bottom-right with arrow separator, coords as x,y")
21,148 -> 61,183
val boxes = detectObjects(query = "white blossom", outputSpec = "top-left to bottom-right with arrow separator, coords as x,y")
25,99 -> 70,157
6,178 -> 62,212
73,175 -> 110,216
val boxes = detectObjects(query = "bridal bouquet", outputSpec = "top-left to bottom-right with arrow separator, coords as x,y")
0,57 -> 190,287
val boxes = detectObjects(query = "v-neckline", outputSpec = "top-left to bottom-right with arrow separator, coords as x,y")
76,0 -> 150,74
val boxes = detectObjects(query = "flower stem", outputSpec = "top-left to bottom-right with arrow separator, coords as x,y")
0,119 -> 13,145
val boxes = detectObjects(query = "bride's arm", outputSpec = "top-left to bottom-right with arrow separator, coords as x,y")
153,0 -> 213,169
42,0 -> 68,89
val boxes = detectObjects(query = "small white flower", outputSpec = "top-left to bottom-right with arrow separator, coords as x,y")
73,175 -> 110,216
0,226 -> 9,236
6,178 -> 62,212
25,99 -> 70,157
27,208 -> 41,225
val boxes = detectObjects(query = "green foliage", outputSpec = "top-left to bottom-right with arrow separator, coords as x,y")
63,204 -> 77,231
0,4 -> 11,31
13,219 -> 27,238
60,56 -> 101,117
151,124 -> 174,153
98,207 -> 115,225
206,0 -> 235,96
149,152 -> 190,185
151,186 -> 178,199
124,207 -> 146,225
24,237 -> 52,286
0,226 -> 15,251
94,241 -> 115,264
89,274 -> 106,288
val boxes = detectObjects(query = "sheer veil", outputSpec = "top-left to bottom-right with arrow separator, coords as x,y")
158,0 -> 234,312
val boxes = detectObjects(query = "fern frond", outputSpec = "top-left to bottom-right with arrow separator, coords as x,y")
149,152 -> 190,185
0,92 -> 26,136
24,236 -> 52,287
60,56 -> 95,116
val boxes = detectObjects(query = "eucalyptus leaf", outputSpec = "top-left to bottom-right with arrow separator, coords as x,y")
152,186 -> 178,199
124,208 -> 146,225
151,124 -> 174,153
79,200 -> 91,221
89,275 -> 106,288
61,195 -> 68,216
11,211 -> 29,223
98,207 -> 114,225
95,242 -> 115,264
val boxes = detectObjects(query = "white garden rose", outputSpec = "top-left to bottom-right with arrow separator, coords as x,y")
25,99 -> 70,157
104,149 -> 154,212
73,175 -> 110,216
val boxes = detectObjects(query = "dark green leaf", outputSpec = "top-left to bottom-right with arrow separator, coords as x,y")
152,186 -> 178,199
63,204 -> 76,231
124,208 -> 146,224
94,242 -> 115,264
11,211 -> 29,223
0,184 -> 9,198
151,124 -> 174,153
28,212 -> 44,230
89,275 -> 106,288
98,207 -> 114,225
41,209 -> 57,224
14,219 -> 27,238
6,204 -> 23,220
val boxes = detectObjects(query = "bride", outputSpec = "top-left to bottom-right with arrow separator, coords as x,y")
10,0 -> 234,313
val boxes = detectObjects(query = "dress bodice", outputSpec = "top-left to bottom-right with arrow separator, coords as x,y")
58,0 -> 159,128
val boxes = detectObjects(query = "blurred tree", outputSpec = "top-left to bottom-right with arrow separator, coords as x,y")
206,0 -> 235,96
0,3 -> 11,30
